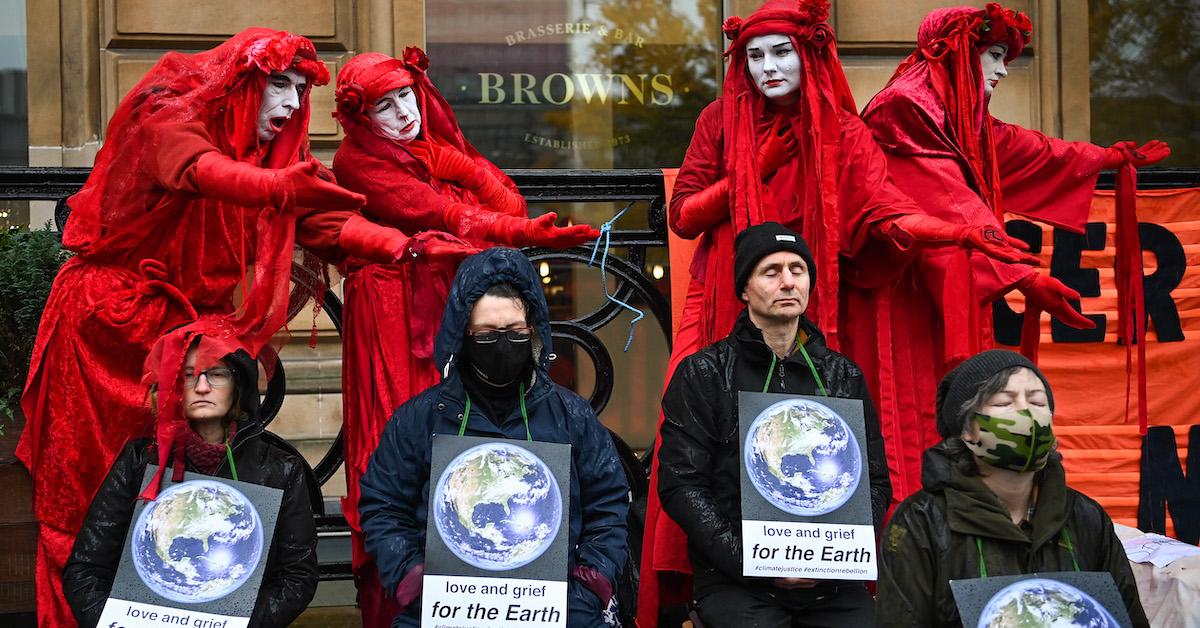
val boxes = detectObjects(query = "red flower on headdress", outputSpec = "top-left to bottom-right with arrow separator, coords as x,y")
796,0 -> 831,25
808,22 -> 835,46
722,16 -> 743,40
981,3 -> 1032,47
401,46 -> 429,73
335,82 -> 366,117
239,31 -> 329,85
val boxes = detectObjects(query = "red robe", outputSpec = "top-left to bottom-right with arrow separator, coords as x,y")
856,62 -> 1108,502
639,96 -> 917,624
17,29 -> 374,627
331,127 -> 522,626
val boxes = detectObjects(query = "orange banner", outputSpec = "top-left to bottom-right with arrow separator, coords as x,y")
663,169 -> 1198,529
1011,187 -> 1200,528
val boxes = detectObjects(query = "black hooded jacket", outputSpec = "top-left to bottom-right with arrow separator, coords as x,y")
876,441 -> 1149,627
657,309 -> 892,600
357,247 -> 628,627
62,351 -> 319,628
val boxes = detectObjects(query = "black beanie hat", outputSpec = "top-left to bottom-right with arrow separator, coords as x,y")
733,222 -> 816,300
934,349 -> 1053,438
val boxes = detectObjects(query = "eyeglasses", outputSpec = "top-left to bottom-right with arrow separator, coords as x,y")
182,368 -> 234,389
466,326 -> 533,344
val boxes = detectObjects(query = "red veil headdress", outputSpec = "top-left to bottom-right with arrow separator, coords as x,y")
333,47 -> 487,172
104,28 -> 332,499
706,0 -> 858,348
885,3 -> 1032,222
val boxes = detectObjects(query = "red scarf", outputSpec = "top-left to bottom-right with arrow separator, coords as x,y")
704,0 -> 858,349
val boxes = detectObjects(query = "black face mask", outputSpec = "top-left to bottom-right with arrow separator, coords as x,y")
463,335 -> 532,388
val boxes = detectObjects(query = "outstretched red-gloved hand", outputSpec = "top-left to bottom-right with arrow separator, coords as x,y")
880,214 -> 1041,265
757,118 -> 799,178
1103,140 -> 1171,168
404,230 -> 482,261
194,152 -> 365,212
485,212 -> 600,248
339,215 -> 479,263
1018,273 -> 1096,329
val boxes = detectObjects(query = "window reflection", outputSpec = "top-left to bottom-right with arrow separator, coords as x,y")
1090,0 -> 1198,166
427,0 -> 721,169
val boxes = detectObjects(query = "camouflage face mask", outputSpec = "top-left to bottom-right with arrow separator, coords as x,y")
964,409 -> 1055,472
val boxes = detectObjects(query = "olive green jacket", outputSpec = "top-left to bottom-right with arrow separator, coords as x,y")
876,441 -> 1148,627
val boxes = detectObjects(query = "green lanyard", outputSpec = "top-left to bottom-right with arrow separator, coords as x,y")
762,336 -> 828,396
975,528 -> 1080,578
224,434 -> 238,482
458,382 -> 532,441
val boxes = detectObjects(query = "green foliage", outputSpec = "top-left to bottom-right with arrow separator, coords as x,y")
0,225 -> 71,422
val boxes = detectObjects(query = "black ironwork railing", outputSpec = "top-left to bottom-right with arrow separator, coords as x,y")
1,165 -> 674,580
5,165 -> 1200,582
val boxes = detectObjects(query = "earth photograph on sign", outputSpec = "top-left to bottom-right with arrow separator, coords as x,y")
743,398 -> 862,517
131,479 -> 264,603
978,578 -> 1120,627
950,571 -> 1133,628
433,441 -> 564,571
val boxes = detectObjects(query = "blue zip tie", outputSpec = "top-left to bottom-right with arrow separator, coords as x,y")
588,203 -> 644,351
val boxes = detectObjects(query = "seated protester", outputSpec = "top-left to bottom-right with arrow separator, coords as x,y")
657,222 -> 891,626
63,327 -> 319,628
357,247 -> 629,627
876,350 -> 1149,627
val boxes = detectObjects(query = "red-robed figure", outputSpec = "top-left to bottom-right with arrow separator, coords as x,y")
17,28 -> 436,627
330,49 -> 598,628
638,1 -> 1032,624
855,3 -> 1170,503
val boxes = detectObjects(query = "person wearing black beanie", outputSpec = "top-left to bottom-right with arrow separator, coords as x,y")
733,222 -> 817,301
657,222 -> 891,625
876,349 -> 1148,627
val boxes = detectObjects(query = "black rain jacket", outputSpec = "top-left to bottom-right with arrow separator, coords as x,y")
657,309 -> 892,601
63,414 -> 319,628
876,441 -> 1149,627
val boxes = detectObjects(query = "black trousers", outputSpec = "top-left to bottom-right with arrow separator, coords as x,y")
694,583 -> 874,628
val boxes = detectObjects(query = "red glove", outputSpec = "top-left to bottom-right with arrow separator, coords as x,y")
670,122 -> 795,239
393,563 -> 423,613
1018,274 -> 1096,329
470,171 -> 527,217
1103,140 -> 1171,168
670,178 -> 729,239
194,153 -> 365,212
408,139 -> 477,183
881,214 -> 1041,265
404,230 -> 481,261
571,564 -> 614,607
757,118 -> 799,178
409,140 -> 527,217
486,212 -> 600,248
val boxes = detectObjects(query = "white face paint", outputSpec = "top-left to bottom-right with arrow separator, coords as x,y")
979,43 -> 1009,99
746,34 -> 802,105
256,69 -> 307,142
368,86 -> 421,144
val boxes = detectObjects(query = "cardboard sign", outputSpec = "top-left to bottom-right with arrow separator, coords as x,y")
422,436 -> 572,628
950,571 -> 1133,628
738,392 -> 877,580
97,465 -> 283,628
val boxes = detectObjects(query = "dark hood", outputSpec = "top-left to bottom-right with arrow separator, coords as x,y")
224,348 -> 262,424
434,247 -> 554,377
920,440 -> 959,493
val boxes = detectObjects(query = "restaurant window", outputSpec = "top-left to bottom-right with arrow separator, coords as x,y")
1089,0 -> 1199,166
0,0 -> 28,229
426,0 -> 723,447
